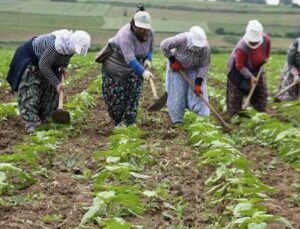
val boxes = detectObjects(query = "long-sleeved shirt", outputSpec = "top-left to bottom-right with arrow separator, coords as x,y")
114,23 -> 154,64
160,32 -> 210,79
102,23 -> 154,77
234,33 -> 271,78
32,34 -> 73,86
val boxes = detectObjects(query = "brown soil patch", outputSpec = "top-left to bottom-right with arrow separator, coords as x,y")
126,82 -> 211,228
0,67 -> 99,153
244,145 -> 300,228
0,92 -> 112,228
0,116 -> 25,153
0,88 -> 15,103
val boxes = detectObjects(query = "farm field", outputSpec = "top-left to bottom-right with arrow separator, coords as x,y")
0,0 -> 300,50
0,46 -> 299,228
1,0 -> 300,228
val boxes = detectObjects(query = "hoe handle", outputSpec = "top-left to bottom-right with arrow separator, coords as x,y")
274,79 -> 300,98
242,67 -> 264,109
146,67 -> 159,100
58,74 -> 65,110
149,77 -> 159,100
179,70 -> 231,131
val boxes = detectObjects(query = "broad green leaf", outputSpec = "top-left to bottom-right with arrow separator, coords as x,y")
98,191 -> 116,199
274,216 -> 293,229
248,222 -> 267,229
130,172 -> 150,179
233,203 -> 252,217
106,156 -> 120,163
80,197 -> 105,225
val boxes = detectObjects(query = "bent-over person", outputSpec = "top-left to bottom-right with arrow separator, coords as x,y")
226,19 -> 271,118
100,6 -> 155,127
7,29 -> 91,133
160,26 -> 210,125
277,37 -> 300,101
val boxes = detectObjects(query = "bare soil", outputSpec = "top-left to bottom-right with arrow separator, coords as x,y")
244,145 -> 300,228
0,69 -> 299,228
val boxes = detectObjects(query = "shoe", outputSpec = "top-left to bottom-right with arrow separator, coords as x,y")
115,121 -> 126,129
25,121 -> 40,133
172,122 -> 183,128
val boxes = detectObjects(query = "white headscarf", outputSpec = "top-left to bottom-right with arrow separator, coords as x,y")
52,29 -> 75,55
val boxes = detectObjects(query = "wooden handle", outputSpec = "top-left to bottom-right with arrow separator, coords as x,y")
149,77 -> 159,100
145,66 -> 159,100
179,70 -> 231,131
242,67 -> 264,109
58,73 -> 65,110
274,79 -> 300,98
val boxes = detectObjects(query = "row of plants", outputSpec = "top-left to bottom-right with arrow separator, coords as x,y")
80,122 -> 190,228
208,54 -> 300,169
183,112 -> 293,228
79,126 -> 148,228
0,71 -> 100,205
233,110 -> 300,169
208,81 -> 300,170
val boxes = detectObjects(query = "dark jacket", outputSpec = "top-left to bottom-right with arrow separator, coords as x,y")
6,38 -> 39,91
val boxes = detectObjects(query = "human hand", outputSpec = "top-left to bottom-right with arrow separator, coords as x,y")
144,59 -> 151,69
142,70 -> 154,81
250,76 -> 258,86
194,77 -> 203,95
169,56 -> 182,72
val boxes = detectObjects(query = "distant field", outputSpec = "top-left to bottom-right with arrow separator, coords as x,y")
77,0 -> 300,14
0,0 -> 299,51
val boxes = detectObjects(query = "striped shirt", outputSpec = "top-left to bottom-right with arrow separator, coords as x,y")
32,34 -> 73,86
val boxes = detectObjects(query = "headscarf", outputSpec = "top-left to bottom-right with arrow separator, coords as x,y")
52,29 -> 75,55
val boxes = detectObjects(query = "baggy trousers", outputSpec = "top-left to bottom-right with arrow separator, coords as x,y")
102,71 -> 143,126
18,66 -> 59,123
166,66 -> 210,123
226,72 -> 268,118
278,65 -> 300,101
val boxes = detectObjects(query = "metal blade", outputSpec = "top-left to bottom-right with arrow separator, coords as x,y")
148,92 -> 168,112
52,109 -> 71,124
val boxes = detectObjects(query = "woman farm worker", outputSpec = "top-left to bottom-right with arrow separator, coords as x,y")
101,6 -> 154,127
7,29 -> 91,133
277,37 -> 300,101
226,19 -> 271,118
160,26 -> 210,125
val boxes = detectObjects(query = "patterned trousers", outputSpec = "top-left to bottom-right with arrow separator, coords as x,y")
102,71 -> 143,126
226,73 -> 268,118
18,66 -> 58,123
278,65 -> 300,101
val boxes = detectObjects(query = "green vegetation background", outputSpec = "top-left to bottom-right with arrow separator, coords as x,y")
0,0 -> 299,52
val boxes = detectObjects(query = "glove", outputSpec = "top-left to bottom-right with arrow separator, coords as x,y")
194,77 -> 203,95
144,59 -> 151,69
169,56 -> 182,72
142,70 -> 154,81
